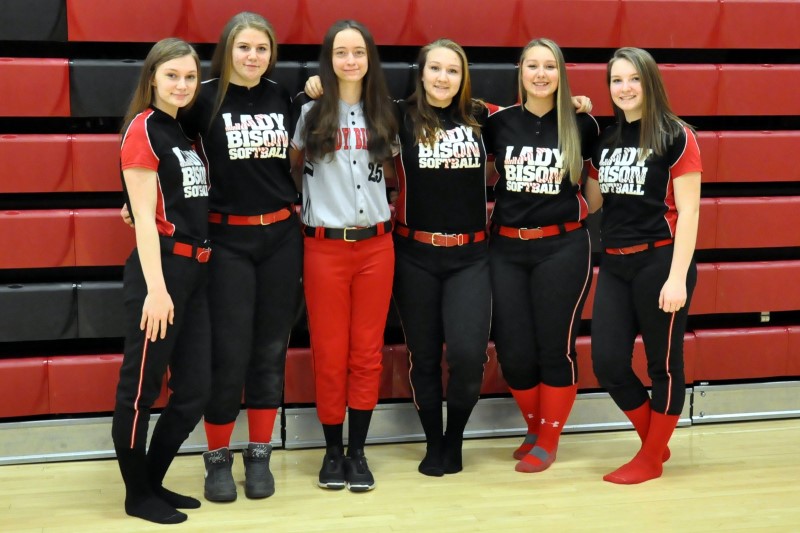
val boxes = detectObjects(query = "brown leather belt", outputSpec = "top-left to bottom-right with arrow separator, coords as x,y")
605,238 -> 673,255
208,207 -> 292,226
495,221 -> 583,240
395,224 -> 486,247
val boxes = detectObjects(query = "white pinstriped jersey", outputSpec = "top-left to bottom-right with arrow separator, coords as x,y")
291,97 -> 391,229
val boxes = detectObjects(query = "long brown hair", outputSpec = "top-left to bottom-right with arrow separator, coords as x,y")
518,38 -> 582,185
208,12 -> 278,126
121,38 -> 200,133
606,47 -> 687,159
406,39 -> 484,146
302,20 -> 397,162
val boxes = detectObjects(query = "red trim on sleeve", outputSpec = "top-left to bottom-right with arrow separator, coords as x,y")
671,126 -> 702,179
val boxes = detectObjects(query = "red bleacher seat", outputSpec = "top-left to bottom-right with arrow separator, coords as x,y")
0,358 -> 49,418
48,354 -> 168,415
715,261 -> 800,313
695,131 -> 718,184
73,209 -> 135,266
0,58 -> 70,117
409,0 -> 520,47
0,134 -> 72,193
66,0 -> 187,42
658,64 -> 719,117
185,0 -> 303,43
0,210 -> 75,268
716,131 -> 800,183
694,328 -> 791,381
567,64 -> 613,117
619,0 -> 719,49
715,197 -> 800,249
716,0 -> 800,49
521,0 -> 621,48
717,65 -> 800,116
696,198 -> 718,250
690,263 -> 718,315
71,134 -> 121,192
788,326 -> 800,375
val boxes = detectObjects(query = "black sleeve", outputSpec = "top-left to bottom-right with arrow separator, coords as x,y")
578,113 -> 601,160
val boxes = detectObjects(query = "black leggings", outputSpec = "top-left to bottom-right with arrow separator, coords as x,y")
203,215 -> 303,424
490,228 -> 592,390
392,235 -> 491,411
591,245 -> 696,415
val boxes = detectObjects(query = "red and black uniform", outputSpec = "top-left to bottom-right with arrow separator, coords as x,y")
393,99 -> 491,474
112,106 -> 211,518
485,105 -> 598,471
180,78 -> 302,442
588,119 -> 701,417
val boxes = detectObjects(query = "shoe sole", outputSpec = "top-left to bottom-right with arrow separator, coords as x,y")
317,481 -> 346,490
204,492 -> 237,502
346,482 -> 375,492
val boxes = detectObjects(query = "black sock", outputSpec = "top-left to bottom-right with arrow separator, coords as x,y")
417,408 -> 444,477
347,408 -> 373,455
322,423 -> 344,454
125,494 -> 187,525
154,486 -> 201,509
443,405 -> 473,474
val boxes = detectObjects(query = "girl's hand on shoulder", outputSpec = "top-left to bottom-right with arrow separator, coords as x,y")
120,204 -> 134,227
572,95 -> 592,114
141,288 -> 174,341
305,75 -> 323,99
659,277 -> 687,314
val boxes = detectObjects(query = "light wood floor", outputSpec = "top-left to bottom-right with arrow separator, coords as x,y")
2,419 -> 799,532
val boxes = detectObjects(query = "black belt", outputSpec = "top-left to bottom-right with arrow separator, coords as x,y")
303,220 -> 393,242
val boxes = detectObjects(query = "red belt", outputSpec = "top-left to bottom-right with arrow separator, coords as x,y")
304,220 -> 393,241
171,241 -> 211,263
395,224 -> 486,247
208,207 -> 292,226
496,221 -> 583,240
605,239 -> 673,255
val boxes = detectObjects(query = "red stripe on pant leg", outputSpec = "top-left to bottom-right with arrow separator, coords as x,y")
664,312 -> 676,412
130,337 -> 149,449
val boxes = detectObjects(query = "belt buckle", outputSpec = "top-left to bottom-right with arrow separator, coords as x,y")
343,227 -> 357,242
430,232 -> 443,246
457,233 -> 464,246
260,213 -> 270,225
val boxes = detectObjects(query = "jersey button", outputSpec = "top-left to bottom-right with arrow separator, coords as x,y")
359,209 -> 364,213
357,185 -> 361,189
353,161 -> 357,165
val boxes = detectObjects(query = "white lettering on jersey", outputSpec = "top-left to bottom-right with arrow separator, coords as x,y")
502,146 -> 564,194
417,125 -> 481,169
173,147 -> 209,198
596,147 -> 651,195
223,113 -> 289,160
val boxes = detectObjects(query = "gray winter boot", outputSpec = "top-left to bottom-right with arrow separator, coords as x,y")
242,443 -> 275,499
202,447 -> 237,502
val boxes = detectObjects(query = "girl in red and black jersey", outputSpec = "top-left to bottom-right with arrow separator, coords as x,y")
112,38 -> 210,525
586,47 -> 702,485
485,38 -> 599,474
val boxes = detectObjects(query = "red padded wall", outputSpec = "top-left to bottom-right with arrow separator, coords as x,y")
73,209 -> 135,266
0,134 -> 72,193
715,261 -> 800,313
788,327 -> 800,376
694,328 -> 790,381
0,58 -> 70,117
716,0 -> 800,49
0,210 -> 75,268
186,0 -> 303,43
521,0 -> 621,48
71,134 -> 121,192
717,65 -> 800,116
0,358 -> 49,418
695,131 -> 719,184
696,199 -> 718,250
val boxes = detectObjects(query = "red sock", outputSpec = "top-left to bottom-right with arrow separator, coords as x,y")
204,420 -> 235,451
603,411 -> 679,484
509,385 -> 540,460
516,384 -> 576,473
623,401 -> 670,462
247,408 -> 278,444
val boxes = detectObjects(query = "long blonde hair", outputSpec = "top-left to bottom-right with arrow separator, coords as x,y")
518,38 -> 582,185
209,12 -> 278,126
121,38 -> 200,133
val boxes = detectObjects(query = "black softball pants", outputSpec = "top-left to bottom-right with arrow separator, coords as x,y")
112,248 -> 212,454
490,228 -> 592,390
203,214 -> 303,424
392,235 -> 491,411
591,245 -> 696,415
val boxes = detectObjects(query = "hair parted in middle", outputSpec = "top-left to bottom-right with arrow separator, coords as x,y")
606,46 -> 688,159
208,11 -> 278,126
406,39 -> 484,147
518,38 -> 583,185
301,19 -> 397,162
